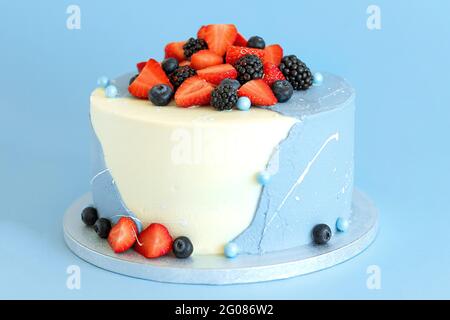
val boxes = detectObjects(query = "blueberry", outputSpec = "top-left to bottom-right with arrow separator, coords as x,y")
129,74 -> 138,85
94,218 -> 112,239
312,224 -> 332,245
247,36 -> 266,49
220,78 -> 241,91
148,84 -> 173,106
161,58 -> 179,75
172,236 -> 193,259
272,80 -> 294,103
81,207 -> 98,226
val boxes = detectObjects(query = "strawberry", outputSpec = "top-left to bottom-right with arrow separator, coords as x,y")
197,64 -> 237,85
179,60 -> 191,67
263,63 -> 286,86
164,41 -> 186,62
225,46 -> 265,66
263,44 -> 283,66
238,79 -> 277,106
128,59 -> 172,99
234,32 -> 247,46
174,76 -> 214,107
137,61 -> 147,73
190,50 -> 223,70
199,24 -> 237,56
197,25 -> 207,39
134,223 -> 173,259
107,217 -> 138,253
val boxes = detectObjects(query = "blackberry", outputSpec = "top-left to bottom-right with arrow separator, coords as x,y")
235,54 -> 264,84
211,84 -> 238,111
279,55 -> 313,90
183,37 -> 208,58
169,66 -> 196,88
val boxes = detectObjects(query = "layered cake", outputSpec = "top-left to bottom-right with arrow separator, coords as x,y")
83,24 -> 355,260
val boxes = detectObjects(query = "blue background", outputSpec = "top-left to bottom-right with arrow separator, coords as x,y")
1,0 -> 449,299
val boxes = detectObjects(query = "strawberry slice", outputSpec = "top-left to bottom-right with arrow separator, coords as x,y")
234,32 -> 247,47
190,50 -> 223,70
263,63 -> 286,86
164,41 -> 186,62
199,24 -> 237,57
225,46 -> 265,66
197,64 -> 237,85
174,76 -> 214,107
128,59 -> 172,99
134,223 -> 173,259
263,44 -> 283,66
179,60 -> 191,67
238,79 -> 277,106
107,217 -> 138,253
137,61 -> 147,73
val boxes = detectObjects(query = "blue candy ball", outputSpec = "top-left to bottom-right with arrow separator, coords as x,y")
224,242 -> 239,258
105,85 -> 118,98
97,76 -> 110,88
336,217 -> 349,232
313,72 -> 324,86
236,96 -> 251,111
257,171 -> 271,186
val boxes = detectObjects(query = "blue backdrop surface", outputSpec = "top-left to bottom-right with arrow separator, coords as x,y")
0,0 -> 449,299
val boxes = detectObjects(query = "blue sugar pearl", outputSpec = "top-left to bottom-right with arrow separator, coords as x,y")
313,72 -> 324,86
105,85 -> 118,98
224,242 -> 239,258
257,171 -> 271,186
97,76 -> 110,88
236,96 -> 251,111
336,217 -> 349,232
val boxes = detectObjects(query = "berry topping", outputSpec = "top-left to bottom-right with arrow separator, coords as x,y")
247,36 -> 265,49
279,55 -> 313,90
169,65 -> 197,88
272,80 -> 293,103
225,46 -> 265,66
312,224 -> 332,245
94,218 -> 112,239
211,83 -> 238,111
238,79 -> 277,106
190,50 -> 223,70
179,60 -> 191,67
128,59 -> 172,99
136,61 -> 147,73
81,207 -> 98,226
161,58 -> 179,75
164,41 -> 186,62
233,32 -> 247,47
263,63 -> 286,86
172,236 -> 194,259
129,74 -> 138,86
134,223 -> 173,259
174,76 -> 214,108
199,24 -> 238,56
183,37 -> 208,58
107,217 -> 138,253
197,64 -> 237,85
263,44 -> 283,66
235,54 -> 264,84
220,78 -> 241,90
197,25 -> 207,39
149,84 -> 174,106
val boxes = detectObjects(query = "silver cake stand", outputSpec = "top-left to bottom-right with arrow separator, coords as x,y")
63,189 -> 378,285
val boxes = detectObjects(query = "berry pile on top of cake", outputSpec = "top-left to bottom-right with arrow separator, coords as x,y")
124,24 -> 314,111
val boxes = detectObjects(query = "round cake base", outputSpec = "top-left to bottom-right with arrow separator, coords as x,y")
63,189 -> 378,285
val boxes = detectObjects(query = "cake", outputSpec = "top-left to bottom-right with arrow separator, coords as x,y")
84,24 -> 355,260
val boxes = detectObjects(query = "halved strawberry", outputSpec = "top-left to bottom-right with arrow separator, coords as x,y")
107,217 -> 138,253
179,60 -> 191,67
263,44 -> 283,66
197,64 -> 237,85
263,63 -> 286,86
134,223 -> 173,259
137,61 -> 147,73
190,50 -> 223,70
164,41 -> 186,62
225,46 -> 265,66
234,32 -> 247,47
174,76 -> 214,107
199,24 -> 237,56
128,59 -> 172,99
238,79 -> 277,106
